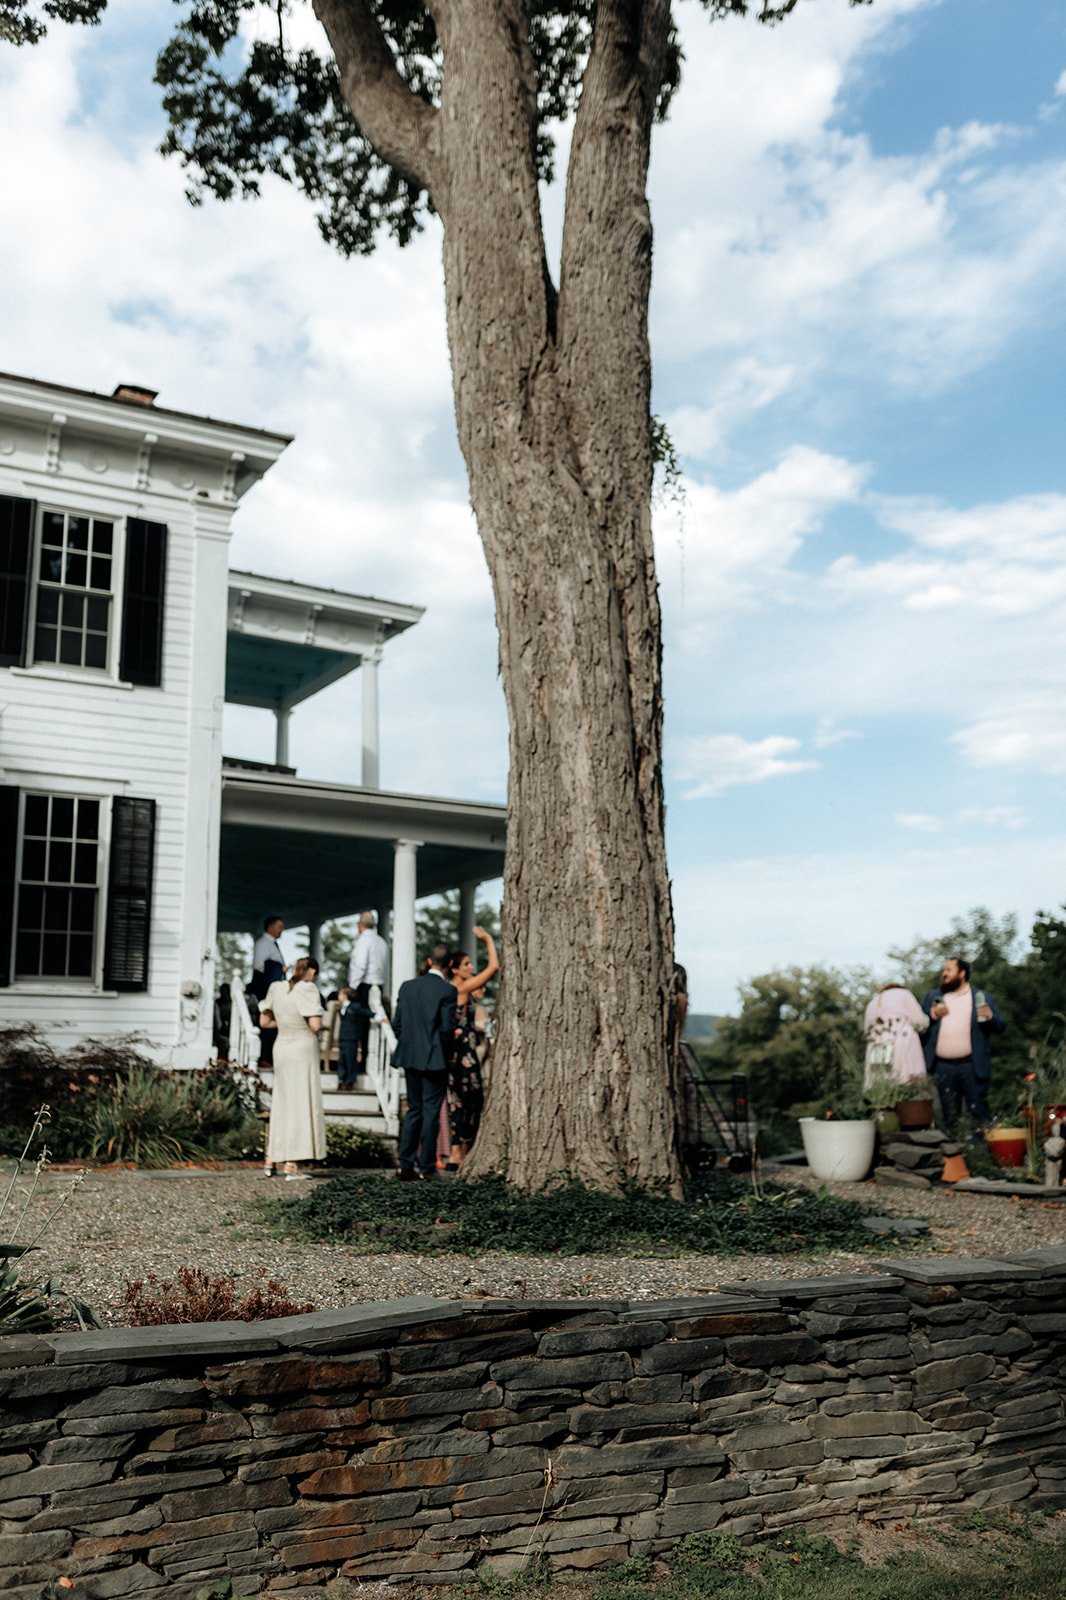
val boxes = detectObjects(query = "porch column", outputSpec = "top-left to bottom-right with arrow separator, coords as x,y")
361,643 -> 382,788
309,921 -> 324,967
459,880 -> 478,962
274,704 -> 291,768
391,839 -> 420,1000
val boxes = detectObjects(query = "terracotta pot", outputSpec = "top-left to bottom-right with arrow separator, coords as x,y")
798,1117 -> 876,1182
985,1128 -> 1028,1169
896,1098 -> 933,1130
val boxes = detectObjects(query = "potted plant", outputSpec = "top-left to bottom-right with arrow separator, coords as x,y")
799,1103 -> 877,1182
895,1074 -> 936,1130
864,1067 -> 901,1136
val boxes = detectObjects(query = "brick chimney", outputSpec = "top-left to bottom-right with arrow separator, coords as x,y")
111,383 -> 158,407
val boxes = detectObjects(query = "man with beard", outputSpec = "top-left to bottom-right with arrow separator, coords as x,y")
922,956 -> 1005,1133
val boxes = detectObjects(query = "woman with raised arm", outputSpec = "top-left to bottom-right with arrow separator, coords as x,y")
262,956 -> 326,1181
445,927 -> 500,1167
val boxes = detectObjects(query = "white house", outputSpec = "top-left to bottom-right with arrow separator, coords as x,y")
0,372 -> 504,1073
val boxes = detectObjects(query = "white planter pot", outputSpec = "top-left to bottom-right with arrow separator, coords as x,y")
798,1117 -> 876,1182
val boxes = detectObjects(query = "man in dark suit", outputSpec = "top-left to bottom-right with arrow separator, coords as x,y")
393,944 -> 457,1180
922,955 -> 1005,1133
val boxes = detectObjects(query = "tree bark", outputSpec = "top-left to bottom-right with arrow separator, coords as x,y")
323,0 -> 682,1192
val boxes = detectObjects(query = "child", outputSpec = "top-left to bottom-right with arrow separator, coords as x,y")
337,987 -> 359,1090
257,1006 -> 277,1070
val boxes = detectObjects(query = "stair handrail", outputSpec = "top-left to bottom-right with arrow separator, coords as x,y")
228,973 -> 259,1071
364,983 -> 401,1137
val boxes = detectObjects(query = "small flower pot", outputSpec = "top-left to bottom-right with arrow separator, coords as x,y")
896,1098 -> 934,1130
872,1107 -> 900,1136
985,1128 -> 1028,1169
799,1117 -> 876,1182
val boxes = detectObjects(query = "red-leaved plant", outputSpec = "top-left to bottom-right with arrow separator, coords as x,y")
122,1266 -> 313,1325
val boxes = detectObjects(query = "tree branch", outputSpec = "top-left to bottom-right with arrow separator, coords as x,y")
312,0 -> 441,198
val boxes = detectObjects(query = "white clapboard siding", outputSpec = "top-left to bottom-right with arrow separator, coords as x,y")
0,384 -> 283,1067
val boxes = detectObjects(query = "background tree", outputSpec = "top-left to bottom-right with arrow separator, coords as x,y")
3,0 -> 874,1192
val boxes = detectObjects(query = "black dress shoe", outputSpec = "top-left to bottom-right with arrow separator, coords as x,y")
419,1169 -> 438,1181
397,1166 -> 417,1182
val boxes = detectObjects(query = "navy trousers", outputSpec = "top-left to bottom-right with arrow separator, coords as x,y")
398,1068 -> 448,1174
935,1056 -> 984,1135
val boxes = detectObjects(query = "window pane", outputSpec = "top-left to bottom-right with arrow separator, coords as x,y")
70,887 -> 96,932
84,632 -> 107,670
86,596 -> 109,632
21,838 -> 47,881
67,517 -> 90,551
94,521 -> 113,553
44,887 -> 69,930
24,795 -> 48,836
65,553 -> 87,588
59,630 -> 82,666
47,842 -> 72,885
34,625 -> 58,662
90,557 -> 111,591
51,797 -> 74,838
40,550 -> 62,583
61,591 -> 84,626
36,590 -> 58,624
15,931 -> 39,976
78,800 -> 100,841
73,842 -> 96,883
68,934 -> 94,978
42,932 -> 68,975
42,512 -> 64,545
19,884 -> 43,927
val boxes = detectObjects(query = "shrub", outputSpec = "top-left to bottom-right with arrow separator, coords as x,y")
259,1168 -> 885,1257
84,1061 -> 261,1166
325,1122 -> 393,1169
0,1106 -> 100,1332
122,1267 -> 314,1325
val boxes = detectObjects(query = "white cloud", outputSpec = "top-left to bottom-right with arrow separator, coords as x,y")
951,703 -> 1066,777
673,734 -> 819,800
1056,70 -> 1066,97
812,718 -> 861,750
896,807 -> 1025,834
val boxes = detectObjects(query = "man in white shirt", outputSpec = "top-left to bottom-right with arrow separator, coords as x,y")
251,915 -> 287,1000
347,912 -> 390,1068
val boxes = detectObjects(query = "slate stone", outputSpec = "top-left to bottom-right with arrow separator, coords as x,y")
638,1339 -> 724,1375
915,1353 -> 996,1396
391,1334 -> 534,1373
47,1324 -> 282,1364
72,1563 -> 167,1596
490,1353 -> 633,1387
874,1168 -> 932,1189
537,1324 -> 657,1357
0,1530 -> 72,1565
880,1258 -> 1038,1284
622,1295 -> 773,1319
0,1337 -> 53,1370
269,1298 -> 458,1349
556,1437 -> 726,1476
725,1334 -> 824,1367
718,1276 -> 901,1300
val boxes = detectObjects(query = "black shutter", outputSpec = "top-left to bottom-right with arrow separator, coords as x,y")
0,495 -> 34,668
104,797 -> 156,992
0,786 -> 19,987
119,518 -> 167,686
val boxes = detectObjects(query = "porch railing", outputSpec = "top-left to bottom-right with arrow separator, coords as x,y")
228,973 -> 260,1070
364,984 -> 402,1137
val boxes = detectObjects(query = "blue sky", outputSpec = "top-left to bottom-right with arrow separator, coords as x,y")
1,0 -> 1064,1010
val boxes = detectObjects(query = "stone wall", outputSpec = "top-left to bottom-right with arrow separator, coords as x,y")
2,1247 -> 1065,1597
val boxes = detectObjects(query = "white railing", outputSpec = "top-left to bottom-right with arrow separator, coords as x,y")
364,983 -> 402,1136
228,972 -> 260,1070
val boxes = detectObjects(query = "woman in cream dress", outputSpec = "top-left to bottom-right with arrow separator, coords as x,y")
263,957 -> 326,1179
863,982 -> 929,1089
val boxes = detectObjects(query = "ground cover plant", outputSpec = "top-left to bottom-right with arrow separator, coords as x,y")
461,1520 -> 1066,1600
258,1168 -> 890,1257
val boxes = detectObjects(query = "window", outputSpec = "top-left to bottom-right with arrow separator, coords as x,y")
33,511 -> 114,670
14,792 -> 101,980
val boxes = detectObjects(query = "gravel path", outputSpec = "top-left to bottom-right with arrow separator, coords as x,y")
8,1162 -> 1065,1325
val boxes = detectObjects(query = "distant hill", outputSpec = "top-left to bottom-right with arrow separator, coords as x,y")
684,1013 -> 723,1043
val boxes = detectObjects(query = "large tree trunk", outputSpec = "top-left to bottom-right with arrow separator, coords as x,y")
317,0 -> 681,1191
